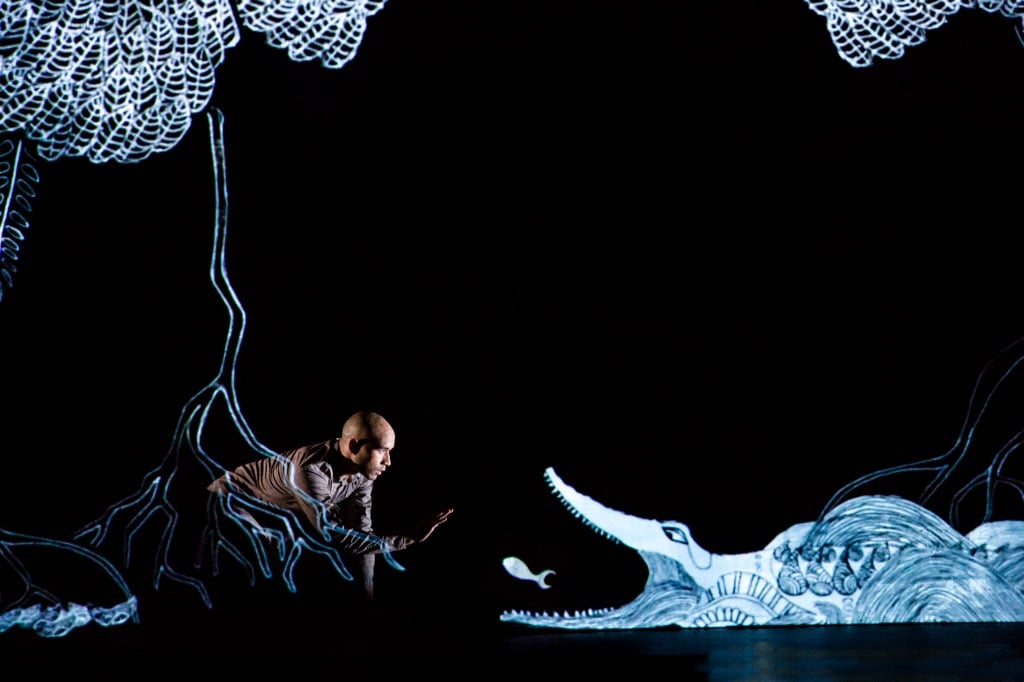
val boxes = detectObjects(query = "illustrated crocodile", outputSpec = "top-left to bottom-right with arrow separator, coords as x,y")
499,468 -> 1024,630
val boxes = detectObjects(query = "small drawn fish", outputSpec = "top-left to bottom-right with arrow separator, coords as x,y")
502,556 -> 556,589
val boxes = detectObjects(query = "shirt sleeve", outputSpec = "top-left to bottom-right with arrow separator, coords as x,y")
330,479 -> 414,556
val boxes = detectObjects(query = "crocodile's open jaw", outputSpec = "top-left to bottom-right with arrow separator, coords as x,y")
499,467 -> 701,630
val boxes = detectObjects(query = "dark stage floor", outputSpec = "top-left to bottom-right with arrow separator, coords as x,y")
7,616 -> 1024,680
495,623 -> 1024,678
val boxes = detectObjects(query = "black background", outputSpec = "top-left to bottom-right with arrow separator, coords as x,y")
3,0 -> 1024,658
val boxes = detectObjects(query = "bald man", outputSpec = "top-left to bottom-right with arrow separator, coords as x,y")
207,410 -> 453,600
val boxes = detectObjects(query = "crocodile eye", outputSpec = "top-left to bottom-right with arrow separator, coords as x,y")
663,525 -> 689,544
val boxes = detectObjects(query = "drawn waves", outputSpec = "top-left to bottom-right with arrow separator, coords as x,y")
799,496 -> 1024,623
854,548 -> 1024,623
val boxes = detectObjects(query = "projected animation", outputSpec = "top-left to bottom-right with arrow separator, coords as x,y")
502,556 -> 556,590
805,0 -> 1024,67
0,0 -> 390,636
0,0 -> 384,301
2,0 -> 1024,646
501,322 -> 1024,630
0,530 -> 137,636
72,109 -> 417,609
499,469 -> 1024,629
495,0 -> 1024,632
